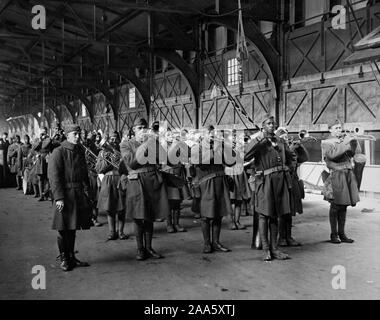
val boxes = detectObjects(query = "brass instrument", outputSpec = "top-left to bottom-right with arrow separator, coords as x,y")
290,130 -> 318,145
98,137 -> 122,169
81,143 -> 98,173
339,128 -> 376,141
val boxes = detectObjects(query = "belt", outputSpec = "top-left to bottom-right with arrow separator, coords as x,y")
128,166 -> 157,175
65,182 -> 83,189
198,171 -> 225,185
256,165 -> 289,177
105,170 -> 120,176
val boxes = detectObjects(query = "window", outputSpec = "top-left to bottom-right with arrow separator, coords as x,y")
227,58 -> 239,86
366,131 -> 380,165
129,87 -> 136,109
294,0 -> 305,28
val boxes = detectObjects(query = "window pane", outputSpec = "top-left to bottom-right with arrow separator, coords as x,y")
129,87 -> 136,108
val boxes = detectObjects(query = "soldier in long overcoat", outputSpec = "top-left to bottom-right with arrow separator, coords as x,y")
95,132 -> 126,240
7,135 -> 23,190
244,115 -> 294,261
48,124 -> 92,272
275,128 -> 308,247
32,127 -> 52,201
321,119 -> 360,244
161,130 -> 190,233
120,118 -> 169,261
190,125 -> 236,254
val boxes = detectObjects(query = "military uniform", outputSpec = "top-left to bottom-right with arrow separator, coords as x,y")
162,139 -> 190,233
190,136 -> 235,254
7,140 -> 23,190
244,126 -> 294,261
278,142 -> 308,247
120,120 -> 169,260
321,133 -> 360,243
48,127 -> 92,271
96,148 -> 126,240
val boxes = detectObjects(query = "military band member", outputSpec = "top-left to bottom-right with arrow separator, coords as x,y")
190,125 -> 235,254
321,119 -> 360,244
32,127 -> 52,201
225,130 -> 250,230
120,118 -> 169,260
96,132 -> 126,240
162,129 -> 189,233
48,124 -> 92,272
81,130 -> 102,227
275,127 -> 307,247
7,135 -> 23,190
244,115 -> 293,261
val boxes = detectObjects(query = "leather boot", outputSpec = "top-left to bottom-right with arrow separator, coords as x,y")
57,233 -> 71,272
329,204 -> 339,243
286,215 -> 301,246
201,218 -> 212,253
259,215 -> 271,261
38,179 -> 45,201
212,218 -> 230,252
173,210 -> 186,232
166,210 -> 175,233
134,220 -> 146,260
251,210 -> 262,250
144,221 -> 163,259
229,205 -> 237,230
338,209 -> 354,243
67,231 -> 89,268
117,213 -> 129,240
107,214 -> 118,240
278,215 -> 288,247
270,218 -> 290,260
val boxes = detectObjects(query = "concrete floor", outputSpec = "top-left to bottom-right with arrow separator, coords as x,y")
0,188 -> 380,300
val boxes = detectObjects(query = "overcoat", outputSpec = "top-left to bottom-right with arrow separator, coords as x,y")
7,142 -> 23,175
32,137 -> 52,176
48,140 -> 92,231
225,163 -> 252,202
244,133 -> 294,217
95,150 -> 124,213
190,139 -> 235,219
162,140 -> 191,202
321,135 -> 360,206
120,137 -> 169,222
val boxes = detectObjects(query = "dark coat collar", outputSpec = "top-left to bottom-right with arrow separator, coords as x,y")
60,140 -> 77,151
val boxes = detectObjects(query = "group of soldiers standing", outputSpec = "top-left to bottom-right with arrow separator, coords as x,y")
0,114 -> 361,272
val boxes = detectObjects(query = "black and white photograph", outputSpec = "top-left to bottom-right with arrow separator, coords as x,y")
0,0 -> 380,305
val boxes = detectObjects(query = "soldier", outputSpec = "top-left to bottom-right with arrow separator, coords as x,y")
0,132 -> 10,187
244,115 -> 293,261
190,125 -> 236,254
225,130 -> 250,230
120,118 -> 169,260
81,130 -> 103,227
162,129 -> 189,233
32,127 -> 51,201
48,124 -> 92,272
321,119 -> 360,244
7,135 -> 23,190
96,132 -> 126,240
275,127 -> 307,247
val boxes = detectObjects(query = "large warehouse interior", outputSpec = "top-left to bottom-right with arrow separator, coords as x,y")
0,0 -> 380,301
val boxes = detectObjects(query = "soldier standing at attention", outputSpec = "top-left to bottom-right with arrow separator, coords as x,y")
48,124 -> 93,272
321,119 -> 360,244
244,115 -> 293,261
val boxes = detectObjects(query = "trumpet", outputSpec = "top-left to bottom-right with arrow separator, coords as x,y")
338,128 -> 376,141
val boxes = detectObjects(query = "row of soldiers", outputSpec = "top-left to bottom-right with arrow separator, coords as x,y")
2,114 -> 360,272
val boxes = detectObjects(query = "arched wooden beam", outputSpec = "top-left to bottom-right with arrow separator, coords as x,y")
56,88 -> 94,122
93,83 -> 119,123
110,68 -> 151,117
153,48 -> 199,105
207,16 -> 280,101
